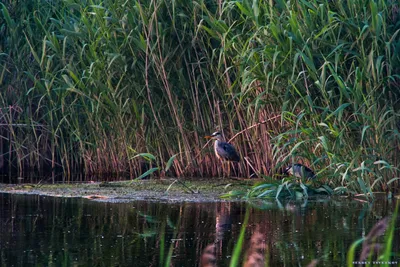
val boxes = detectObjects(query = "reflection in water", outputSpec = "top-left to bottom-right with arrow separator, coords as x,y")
200,244 -> 217,267
0,193 -> 398,266
359,217 -> 389,262
243,229 -> 267,267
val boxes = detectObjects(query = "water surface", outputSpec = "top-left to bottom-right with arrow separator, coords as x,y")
0,193 -> 398,266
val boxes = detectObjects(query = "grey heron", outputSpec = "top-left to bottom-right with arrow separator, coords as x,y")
205,131 -> 240,176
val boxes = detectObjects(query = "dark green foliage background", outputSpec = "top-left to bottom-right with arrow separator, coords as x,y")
0,0 -> 399,192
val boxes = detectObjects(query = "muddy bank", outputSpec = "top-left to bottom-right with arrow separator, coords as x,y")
0,178 -> 254,203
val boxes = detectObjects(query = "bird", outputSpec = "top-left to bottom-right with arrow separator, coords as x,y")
205,131 -> 240,176
282,163 -> 316,180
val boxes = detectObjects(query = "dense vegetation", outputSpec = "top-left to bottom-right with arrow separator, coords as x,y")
1,0 -> 399,193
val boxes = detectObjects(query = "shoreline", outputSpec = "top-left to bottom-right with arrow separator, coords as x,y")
0,178 -> 254,203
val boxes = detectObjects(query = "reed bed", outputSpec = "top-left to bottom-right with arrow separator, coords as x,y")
0,0 -> 399,192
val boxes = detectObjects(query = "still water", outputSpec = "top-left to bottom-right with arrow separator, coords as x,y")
0,193 -> 398,266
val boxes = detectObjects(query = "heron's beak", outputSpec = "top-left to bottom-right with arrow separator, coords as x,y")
204,135 -> 212,139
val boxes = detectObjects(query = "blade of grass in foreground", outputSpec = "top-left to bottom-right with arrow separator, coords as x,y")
229,207 -> 250,267
347,200 -> 399,266
164,214 -> 181,267
346,238 -> 364,267
382,200 -> 399,267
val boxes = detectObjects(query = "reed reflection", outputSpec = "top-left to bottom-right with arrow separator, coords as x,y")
0,193 -> 398,266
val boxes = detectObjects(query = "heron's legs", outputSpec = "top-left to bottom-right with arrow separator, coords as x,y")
220,160 -> 226,177
220,161 -> 234,178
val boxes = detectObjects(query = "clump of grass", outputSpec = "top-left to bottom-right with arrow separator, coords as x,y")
222,176 -> 333,200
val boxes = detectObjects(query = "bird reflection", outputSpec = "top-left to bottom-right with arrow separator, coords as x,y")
215,212 -> 232,242
200,202 -> 270,267
200,203 -> 232,267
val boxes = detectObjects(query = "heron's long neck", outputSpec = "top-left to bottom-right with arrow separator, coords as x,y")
214,136 -> 224,150
214,139 -> 221,159
214,139 -> 220,150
